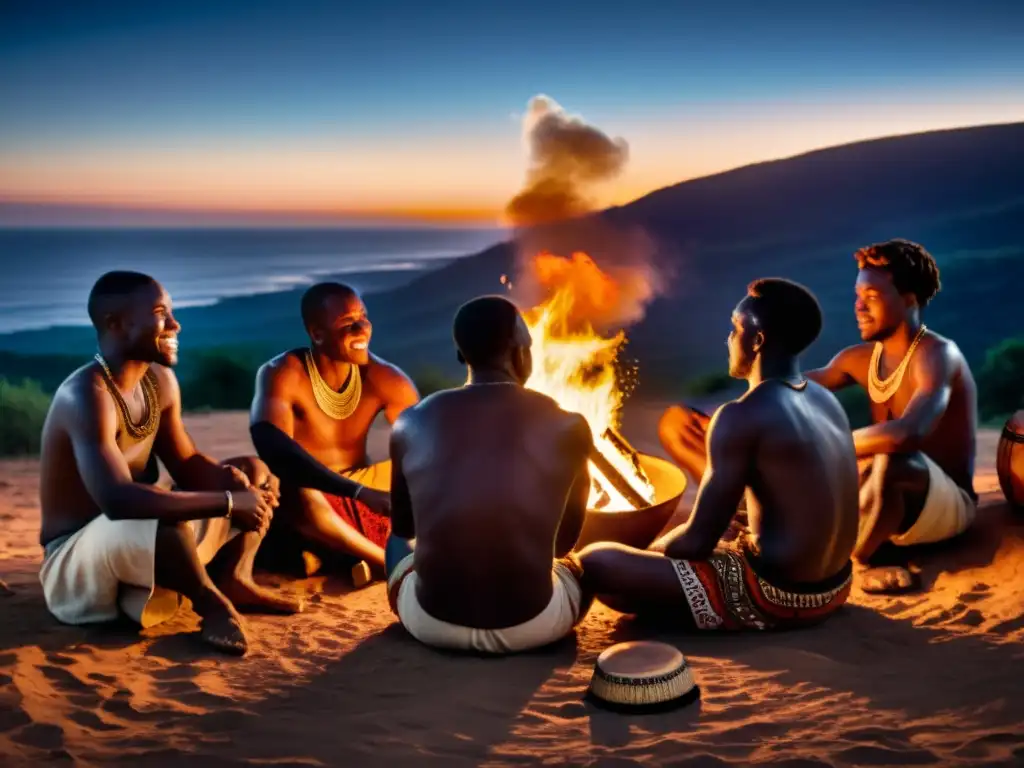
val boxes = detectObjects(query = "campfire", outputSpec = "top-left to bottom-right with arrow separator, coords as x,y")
513,251 -> 657,512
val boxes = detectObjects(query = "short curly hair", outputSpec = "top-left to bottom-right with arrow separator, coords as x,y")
854,239 -> 941,309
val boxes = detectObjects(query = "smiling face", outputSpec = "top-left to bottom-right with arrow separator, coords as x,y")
310,292 -> 372,366
109,281 -> 181,366
854,268 -> 909,342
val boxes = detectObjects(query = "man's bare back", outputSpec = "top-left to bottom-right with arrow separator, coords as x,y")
724,380 -> 858,584
395,384 -> 590,628
385,295 -> 592,654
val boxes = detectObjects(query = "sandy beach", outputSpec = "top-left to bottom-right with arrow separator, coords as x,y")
1,404 -> 1022,767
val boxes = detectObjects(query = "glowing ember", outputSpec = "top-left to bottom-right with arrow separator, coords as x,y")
515,251 -> 656,511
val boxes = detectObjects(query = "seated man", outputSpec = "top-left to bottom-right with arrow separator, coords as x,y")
385,295 -> 594,654
249,282 -> 419,579
660,244 -> 977,595
806,239 -> 978,593
39,271 -> 301,657
579,279 -> 859,630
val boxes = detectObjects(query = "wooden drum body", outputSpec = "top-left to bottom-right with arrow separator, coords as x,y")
997,410 -> 1024,512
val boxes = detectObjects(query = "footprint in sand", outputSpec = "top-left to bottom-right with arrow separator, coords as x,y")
837,744 -> 940,765
41,660 -> 103,709
11,722 -> 65,750
958,582 -> 993,604
67,709 -> 124,732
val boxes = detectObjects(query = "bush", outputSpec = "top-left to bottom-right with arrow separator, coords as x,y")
975,337 -> 1024,422
412,367 -> 463,397
682,371 -> 733,397
0,378 -> 52,457
834,385 -> 872,429
180,353 -> 258,411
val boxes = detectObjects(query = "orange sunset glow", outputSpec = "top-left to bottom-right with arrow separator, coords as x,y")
3,95 -> 1022,225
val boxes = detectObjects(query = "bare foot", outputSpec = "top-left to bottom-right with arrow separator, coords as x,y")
859,565 -> 921,595
220,577 -> 306,614
193,591 -> 249,655
351,560 -> 372,588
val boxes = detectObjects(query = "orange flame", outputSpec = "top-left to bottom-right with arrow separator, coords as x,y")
517,251 -> 655,511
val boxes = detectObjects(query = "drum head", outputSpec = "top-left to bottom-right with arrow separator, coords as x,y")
586,641 -> 700,713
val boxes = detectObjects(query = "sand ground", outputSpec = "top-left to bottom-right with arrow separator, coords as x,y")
1,403 -> 1022,767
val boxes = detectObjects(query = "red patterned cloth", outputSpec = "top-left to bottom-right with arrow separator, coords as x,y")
324,493 -> 391,549
670,539 -> 853,631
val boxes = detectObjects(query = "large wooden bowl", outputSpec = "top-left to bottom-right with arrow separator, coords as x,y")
574,453 -> 688,551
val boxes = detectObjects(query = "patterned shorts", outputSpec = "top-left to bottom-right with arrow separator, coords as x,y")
670,543 -> 852,631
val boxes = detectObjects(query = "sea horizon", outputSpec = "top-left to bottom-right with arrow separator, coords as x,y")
0,225 -> 506,335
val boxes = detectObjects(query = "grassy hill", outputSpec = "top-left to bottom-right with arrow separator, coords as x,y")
2,122 -> 1022,401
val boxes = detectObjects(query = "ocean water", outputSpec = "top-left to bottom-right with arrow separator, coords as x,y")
0,227 -> 504,333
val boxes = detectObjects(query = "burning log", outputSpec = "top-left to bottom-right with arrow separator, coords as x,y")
603,426 -> 648,482
588,427 -> 651,510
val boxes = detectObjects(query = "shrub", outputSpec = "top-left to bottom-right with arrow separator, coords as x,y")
834,385 -> 872,429
180,353 -> 258,411
0,378 -> 52,457
412,367 -> 462,397
682,371 -> 733,397
975,337 -> 1024,422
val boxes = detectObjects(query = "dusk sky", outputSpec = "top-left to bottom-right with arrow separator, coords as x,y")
2,1 -> 1023,225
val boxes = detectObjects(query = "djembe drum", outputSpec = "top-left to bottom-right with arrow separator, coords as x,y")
997,410 -> 1024,512
586,641 -> 700,712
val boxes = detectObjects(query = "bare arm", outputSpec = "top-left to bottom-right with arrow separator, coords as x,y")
373,360 -> 420,425
651,402 -> 752,560
151,366 -> 237,490
805,345 -> 862,391
852,339 -> 956,459
554,415 -> 593,557
67,380 -> 232,522
385,416 -> 415,574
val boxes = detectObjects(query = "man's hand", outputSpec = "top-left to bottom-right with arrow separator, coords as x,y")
230,488 -> 278,534
222,464 -> 252,490
357,487 -> 392,517
221,457 -> 281,505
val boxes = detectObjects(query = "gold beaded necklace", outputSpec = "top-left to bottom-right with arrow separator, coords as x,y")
94,354 -> 160,440
867,325 -> 927,404
304,348 -> 362,420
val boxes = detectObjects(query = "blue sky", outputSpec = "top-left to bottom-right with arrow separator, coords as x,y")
2,0 -> 1022,223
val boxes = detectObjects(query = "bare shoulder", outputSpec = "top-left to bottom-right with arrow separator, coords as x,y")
832,342 -> 873,369
709,397 -> 760,445
921,329 -> 963,360
520,389 -> 593,449
257,350 -> 306,388
914,330 -> 965,378
147,362 -> 181,406
51,364 -> 114,431
364,354 -> 418,398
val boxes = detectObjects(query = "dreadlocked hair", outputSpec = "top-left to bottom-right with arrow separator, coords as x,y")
854,239 -> 941,309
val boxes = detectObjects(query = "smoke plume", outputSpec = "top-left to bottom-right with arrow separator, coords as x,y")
505,95 -> 629,227
505,95 -> 671,332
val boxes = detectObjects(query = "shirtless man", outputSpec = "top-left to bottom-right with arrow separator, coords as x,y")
250,282 -> 419,578
385,295 -> 594,654
578,279 -> 858,630
659,241 -> 977,595
806,239 -> 977,593
39,271 -> 301,657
